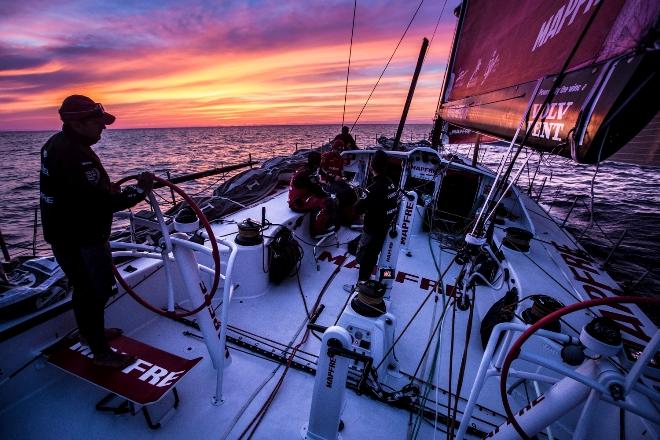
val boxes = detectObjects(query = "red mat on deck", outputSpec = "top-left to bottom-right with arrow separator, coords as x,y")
45,335 -> 202,405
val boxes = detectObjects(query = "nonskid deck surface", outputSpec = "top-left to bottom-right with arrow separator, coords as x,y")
2,188 -> 656,439
0,211 -> 497,438
0,249 -> 470,439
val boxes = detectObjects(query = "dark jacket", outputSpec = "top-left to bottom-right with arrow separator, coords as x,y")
40,126 -> 145,245
355,174 -> 398,235
333,133 -> 357,150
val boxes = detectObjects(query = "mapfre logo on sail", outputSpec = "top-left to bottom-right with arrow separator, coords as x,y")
532,0 -> 600,52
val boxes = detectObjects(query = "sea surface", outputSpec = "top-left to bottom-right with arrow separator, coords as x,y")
1,125 -> 658,299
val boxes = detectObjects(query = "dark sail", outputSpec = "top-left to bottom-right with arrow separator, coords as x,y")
436,0 -> 659,164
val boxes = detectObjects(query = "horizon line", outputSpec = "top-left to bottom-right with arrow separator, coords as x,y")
0,121 -> 434,133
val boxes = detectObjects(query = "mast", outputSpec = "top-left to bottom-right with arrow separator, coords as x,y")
393,38 -> 429,150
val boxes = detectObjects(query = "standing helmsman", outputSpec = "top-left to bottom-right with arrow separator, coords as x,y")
40,95 -> 153,369
354,149 -> 397,282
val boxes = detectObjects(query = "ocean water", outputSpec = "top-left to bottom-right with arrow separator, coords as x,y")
1,124 -> 658,298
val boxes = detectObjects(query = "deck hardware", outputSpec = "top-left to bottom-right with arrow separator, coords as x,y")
560,343 -> 585,366
304,326 -> 352,440
457,294 -> 471,311
609,383 -> 624,401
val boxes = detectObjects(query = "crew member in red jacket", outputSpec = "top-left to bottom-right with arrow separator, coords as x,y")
288,151 -> 333,236
320,139 -> 345,180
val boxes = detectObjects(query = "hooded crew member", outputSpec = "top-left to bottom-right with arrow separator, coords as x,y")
288,151 -> 333,236
354,150 -> 398,281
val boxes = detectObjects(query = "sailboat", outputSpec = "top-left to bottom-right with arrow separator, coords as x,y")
1,1 -> 658,439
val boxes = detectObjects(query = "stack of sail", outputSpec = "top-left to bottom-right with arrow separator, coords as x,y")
434,0 -> 659,165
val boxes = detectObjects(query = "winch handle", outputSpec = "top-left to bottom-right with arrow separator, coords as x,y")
500,295 -> 660,440
112,174 -> 221,318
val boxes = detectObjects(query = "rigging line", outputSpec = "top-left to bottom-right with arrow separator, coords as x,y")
448,285 -> 476,439
374,253 -> 458,371
351,0 -> 425,130
446,288 -> 458,440
422,0 -> 449,66
221,317 -> 310,440
577,197 -> 618,246
239,254 -> 347,439
411,297 -> 452,438
577,125 -> 609,242
410,294 -> 452,380
483,150 -> 538,226
342,0 -> 357,127
471,83 -> 542,236
409,222 -> 448,395
488,0 -> 605,215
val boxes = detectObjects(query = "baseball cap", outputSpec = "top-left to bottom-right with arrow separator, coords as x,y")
58,95 -> 116,125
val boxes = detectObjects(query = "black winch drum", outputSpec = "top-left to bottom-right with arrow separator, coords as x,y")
351,280 -> 387,317
235,218 -> 263,245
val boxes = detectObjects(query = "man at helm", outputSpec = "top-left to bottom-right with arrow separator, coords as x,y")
40,95 -> 154,369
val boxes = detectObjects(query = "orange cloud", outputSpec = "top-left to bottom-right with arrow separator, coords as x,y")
0,1 -> 458,130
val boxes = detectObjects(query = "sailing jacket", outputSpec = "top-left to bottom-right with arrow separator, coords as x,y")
288,165 -> 326,210
320,150 -> 344,179
355,174 -> 398,235
333,133 -> 357,150
40,125 -> 145,245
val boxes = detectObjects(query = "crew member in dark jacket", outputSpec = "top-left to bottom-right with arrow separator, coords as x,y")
40,95 -> 153,369
354,149 -> 397,281
333,126 -> 357,150
288,151 -> 333,236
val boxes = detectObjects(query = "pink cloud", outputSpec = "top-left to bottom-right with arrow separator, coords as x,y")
0,0 -> 459,130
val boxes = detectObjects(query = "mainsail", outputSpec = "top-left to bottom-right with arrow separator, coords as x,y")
435,0 -> 659,164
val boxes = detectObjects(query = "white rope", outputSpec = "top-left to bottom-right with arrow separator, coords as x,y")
483,151 -> 537,226
471,78 -> 544,235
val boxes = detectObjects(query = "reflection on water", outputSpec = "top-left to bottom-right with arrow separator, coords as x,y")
1,125 -> 658,297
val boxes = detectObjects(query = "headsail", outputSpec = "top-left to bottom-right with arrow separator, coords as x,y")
436,0 -> 659,164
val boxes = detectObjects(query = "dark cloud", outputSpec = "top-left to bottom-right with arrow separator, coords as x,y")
0,0 -> 53,18
0,45 -> 50,71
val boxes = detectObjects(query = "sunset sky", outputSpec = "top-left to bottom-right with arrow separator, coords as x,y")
0,0 -> 459,131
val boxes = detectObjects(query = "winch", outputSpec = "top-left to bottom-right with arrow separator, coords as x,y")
351,280 -> 387,317
235,218 -> 263,246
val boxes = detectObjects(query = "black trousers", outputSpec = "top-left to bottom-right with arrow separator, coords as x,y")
356,231 -> 387,281
52,241 -> 116,354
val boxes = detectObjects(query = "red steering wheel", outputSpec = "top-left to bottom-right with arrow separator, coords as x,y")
500,295 -> 660,440
112,174 -> 221,318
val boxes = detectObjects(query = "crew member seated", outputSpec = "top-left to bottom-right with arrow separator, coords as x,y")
333,126 -> 357,150
320,140 -> 357,226
288,151 -> 334,237
320,140 -> 345,180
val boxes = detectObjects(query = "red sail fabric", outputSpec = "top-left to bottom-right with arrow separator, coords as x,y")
446,0 -> 632,102
446,124 -> 499,145
438,0 -> 659,164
